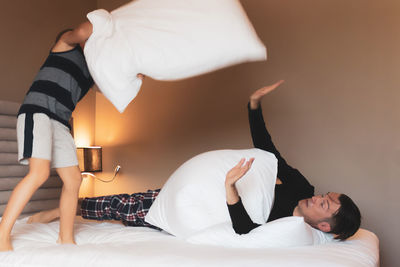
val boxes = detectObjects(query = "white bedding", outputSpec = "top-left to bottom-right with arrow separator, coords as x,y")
0,218 -> 379,267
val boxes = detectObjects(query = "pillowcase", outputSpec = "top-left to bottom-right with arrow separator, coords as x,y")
185,217 -> 335,248
84,0 -> 267,112
145,149 -> 277,238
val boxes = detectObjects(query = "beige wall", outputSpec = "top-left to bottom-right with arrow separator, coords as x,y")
0,0 -> 398,266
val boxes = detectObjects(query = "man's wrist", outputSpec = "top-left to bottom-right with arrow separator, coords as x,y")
226,194 -> 240,205
249,99 -> 260,110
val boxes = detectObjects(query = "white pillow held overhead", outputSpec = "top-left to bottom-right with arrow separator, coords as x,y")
145,149 -> 277,238
84,0 -> 267,112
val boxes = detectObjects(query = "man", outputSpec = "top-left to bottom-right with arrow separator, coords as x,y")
225,80 -> 361,240
30,81 -> 361,241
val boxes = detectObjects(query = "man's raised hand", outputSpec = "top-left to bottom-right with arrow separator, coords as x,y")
249,80 -> 284,109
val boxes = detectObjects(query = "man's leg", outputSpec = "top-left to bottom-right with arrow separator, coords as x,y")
56,165 -> 82,244
27,208 -> 61,224
28,197 -> 84,224
0,158 -> 50,251
81,190 -> 160,228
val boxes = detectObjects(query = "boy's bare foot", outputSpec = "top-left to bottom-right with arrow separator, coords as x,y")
57,237 -> 76,245
27,208 -> 60,224
0,236 -> 13,251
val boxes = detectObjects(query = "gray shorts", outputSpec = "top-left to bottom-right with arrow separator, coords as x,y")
17,113 -> 78,168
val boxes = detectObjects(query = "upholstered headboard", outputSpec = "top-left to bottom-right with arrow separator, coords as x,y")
0,100 -> 62,217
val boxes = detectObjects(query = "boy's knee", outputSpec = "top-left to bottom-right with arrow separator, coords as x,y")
62,173 -> 82,191
27,169 -> 50,185
30,168 -> 50,178
27,158 -> 51,184
63,174 -> 82,188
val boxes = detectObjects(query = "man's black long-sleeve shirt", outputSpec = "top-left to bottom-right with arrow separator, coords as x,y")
227,104 -> 315,234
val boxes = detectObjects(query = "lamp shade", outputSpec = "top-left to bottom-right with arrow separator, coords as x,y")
77,147 -> 102,172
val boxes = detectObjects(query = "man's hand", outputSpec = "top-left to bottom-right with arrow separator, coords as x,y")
249,80 -> 284,109
225,158 -> 254,204
225,158 -> 255,187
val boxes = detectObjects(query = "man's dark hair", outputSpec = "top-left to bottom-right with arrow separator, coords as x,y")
329,194 -> 361,240
55,29 -> 73,43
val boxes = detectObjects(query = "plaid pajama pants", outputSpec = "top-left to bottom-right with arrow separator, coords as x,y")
80,189 -> 161,229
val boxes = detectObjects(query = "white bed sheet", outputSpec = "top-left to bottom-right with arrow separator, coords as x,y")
0,217 -> 379,267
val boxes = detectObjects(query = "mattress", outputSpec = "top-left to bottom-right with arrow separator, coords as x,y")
0,217 -> 379,267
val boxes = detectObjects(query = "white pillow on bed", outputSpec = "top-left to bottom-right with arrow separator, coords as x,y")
185,217 -> 335,248
145,149 -> 277,238
84,0 -> 267,112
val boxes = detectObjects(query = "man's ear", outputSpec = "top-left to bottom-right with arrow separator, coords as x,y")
317,221 -> 331,232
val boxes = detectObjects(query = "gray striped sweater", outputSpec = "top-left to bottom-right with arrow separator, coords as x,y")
18,45 -> 94,129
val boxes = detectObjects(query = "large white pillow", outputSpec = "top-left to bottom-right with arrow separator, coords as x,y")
145,149 -> 277,238
185,217 -> 335,248
84,0 -> 267,112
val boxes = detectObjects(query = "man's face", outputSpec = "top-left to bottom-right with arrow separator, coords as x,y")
293,192 -> 341,232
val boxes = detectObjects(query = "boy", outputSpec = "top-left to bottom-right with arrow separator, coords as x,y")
0,21 -> 93,251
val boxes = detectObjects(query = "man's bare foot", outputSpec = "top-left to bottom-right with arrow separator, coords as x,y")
27,208 -> 60,224
0,236 -> 13,251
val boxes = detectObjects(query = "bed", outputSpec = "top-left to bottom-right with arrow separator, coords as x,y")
0,218 -> 378,267
0,100 -> 379,267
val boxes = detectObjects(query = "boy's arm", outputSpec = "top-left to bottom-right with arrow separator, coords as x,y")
52,21 -> 93,52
